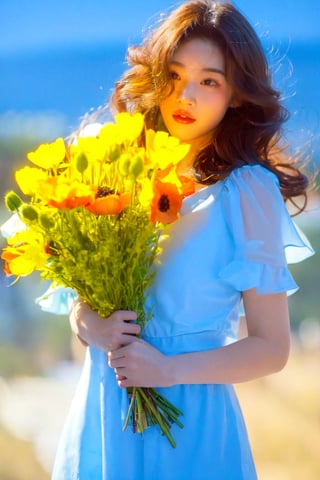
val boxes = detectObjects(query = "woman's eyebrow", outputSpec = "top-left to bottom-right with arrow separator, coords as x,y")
169,60 -> 225,76
202,67 -> 226,76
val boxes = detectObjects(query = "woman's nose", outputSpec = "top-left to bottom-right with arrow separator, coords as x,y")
177,83 -> 195,105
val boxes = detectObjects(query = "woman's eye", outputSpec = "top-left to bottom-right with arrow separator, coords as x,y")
202,78 -> 219,87
169,71 -> 180,80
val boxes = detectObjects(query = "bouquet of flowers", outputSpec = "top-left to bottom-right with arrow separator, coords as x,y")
1,112 -> 194,447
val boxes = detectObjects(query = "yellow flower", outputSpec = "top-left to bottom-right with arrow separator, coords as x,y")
97,112 -> 144,148
158,168 -> 183,192
69,113 -> 143,169
27,138 -> 66,169
15,166 -> 48,197
138,178 -> 154,208
37,177 -> 96,209
1,230 -> 49,276
72,136 -> 109,164
145,130 -> 190,170
114,112 -> 144,143
96,123 -> 119,150
157,167 -> 195,197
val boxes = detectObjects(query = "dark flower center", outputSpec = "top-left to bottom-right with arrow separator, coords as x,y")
45,241 -> 59,256
158,194 -> 170,212
96,186 -> 115,198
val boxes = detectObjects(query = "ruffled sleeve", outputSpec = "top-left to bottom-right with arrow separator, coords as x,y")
218,165 -> 314,294
36,284 -> 77,315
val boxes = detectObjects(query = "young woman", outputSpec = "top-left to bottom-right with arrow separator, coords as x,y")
51,1 -> 314,478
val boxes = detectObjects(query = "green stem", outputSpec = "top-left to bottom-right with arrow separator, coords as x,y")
122,386 -> 137,431
138,388 -> 177,448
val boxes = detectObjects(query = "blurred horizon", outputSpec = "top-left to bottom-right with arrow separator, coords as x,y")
1,1 -> 319,148
1,0 -> 320,55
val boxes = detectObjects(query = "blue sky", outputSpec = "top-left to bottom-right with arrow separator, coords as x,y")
1,0 -> 320,53
1,0 -> 318,147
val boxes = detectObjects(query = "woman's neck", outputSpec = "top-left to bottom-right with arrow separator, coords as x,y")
176,143 -> 198,177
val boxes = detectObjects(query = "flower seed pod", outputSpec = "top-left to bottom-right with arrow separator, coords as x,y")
39,213 -> 55,229
5,191 -> 23,211
109,145 -> 121,162
21,205 -> 39,221
76,153 -> 88,173
118,153 -> 131,176
129,154 -> 144,178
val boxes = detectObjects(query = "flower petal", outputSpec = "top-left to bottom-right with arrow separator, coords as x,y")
86,193 -> 130,215
27,138 -> 66,169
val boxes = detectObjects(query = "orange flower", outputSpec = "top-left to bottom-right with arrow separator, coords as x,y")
156,166 -> 195,199
1,248 -> 20,276
156,165 -> 172,180
86,192 -> 131,215
38,177 -> 96,209
150,181 -> 182,224
1,231 -> 49,277
178,175 -> 195,198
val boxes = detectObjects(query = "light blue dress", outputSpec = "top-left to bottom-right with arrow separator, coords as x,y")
50,165 -> 313,480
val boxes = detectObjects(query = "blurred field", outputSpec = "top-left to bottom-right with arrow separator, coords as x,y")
0,426 -> 49,480
0,347 -> 319,479
237,347 -> 320,480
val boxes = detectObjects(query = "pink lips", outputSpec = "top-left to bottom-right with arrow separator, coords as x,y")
172,110 -> 195,124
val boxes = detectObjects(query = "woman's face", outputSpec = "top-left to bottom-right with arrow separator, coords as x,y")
159,37 -> 233,152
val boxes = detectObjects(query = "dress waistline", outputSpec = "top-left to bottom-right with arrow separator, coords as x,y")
142,330 -> 234,355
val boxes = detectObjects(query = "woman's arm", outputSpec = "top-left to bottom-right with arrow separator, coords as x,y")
109,289 -> 291,388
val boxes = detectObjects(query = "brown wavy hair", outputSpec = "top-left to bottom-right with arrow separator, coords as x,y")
112,0 -> 309,211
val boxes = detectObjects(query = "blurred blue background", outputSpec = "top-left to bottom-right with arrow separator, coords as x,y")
0,0 -> 319,144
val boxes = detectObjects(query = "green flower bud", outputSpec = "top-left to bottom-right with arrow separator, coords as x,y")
118,153 -> 131,176
5,191 -> 23,211
109,145 -> 121,162
21,205 -> 39,221
39,213 -> 55,229
129,154 -> 144,178
76,153 -> 88,173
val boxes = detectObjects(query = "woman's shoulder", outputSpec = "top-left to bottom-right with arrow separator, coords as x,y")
220,163 -> 280,204
218,163 -> 286,239
223,163 -> 278,189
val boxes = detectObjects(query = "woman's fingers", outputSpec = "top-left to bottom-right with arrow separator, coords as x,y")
123,322 -> 141,336
108,340 -> 171,388
111,310 -> 137,323
109,311 -> 141,336
69,302 -> 141,351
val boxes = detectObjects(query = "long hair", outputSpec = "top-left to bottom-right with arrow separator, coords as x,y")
112,0 -> 309,211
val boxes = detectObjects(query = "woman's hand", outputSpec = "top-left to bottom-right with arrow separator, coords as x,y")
69,298 -> 141,352
108,339 -> 172,388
